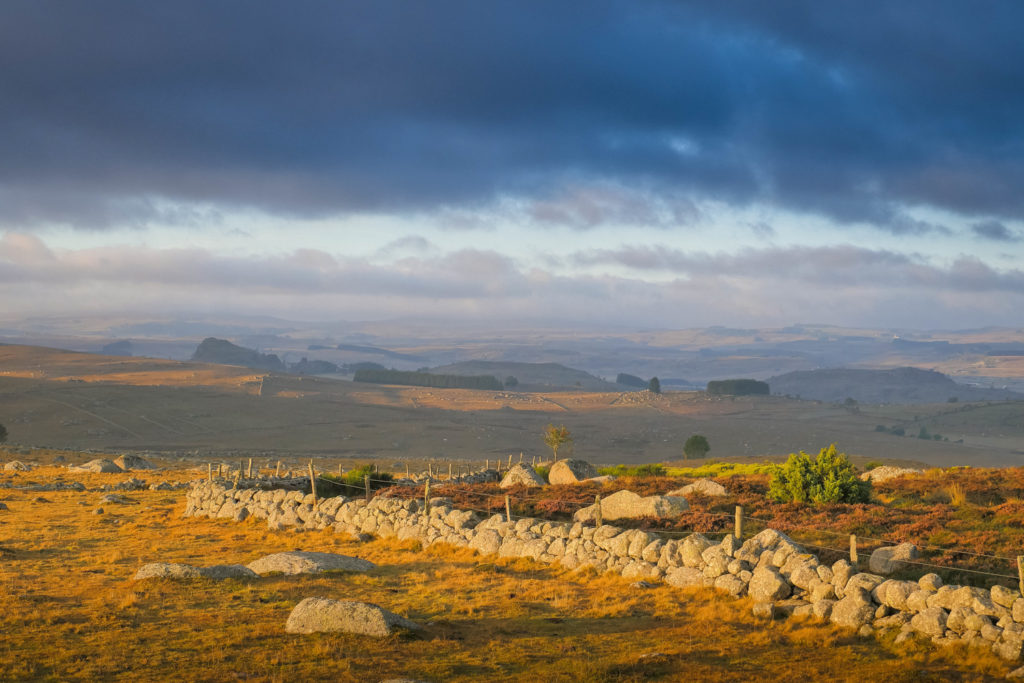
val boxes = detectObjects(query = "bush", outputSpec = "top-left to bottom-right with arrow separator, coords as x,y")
321,464 -> 394,496
597,463 -> 667,478
683,434 -> 710,459
864,460 -> 883,471
534,465 -> 550,482
767,444 -> 871,504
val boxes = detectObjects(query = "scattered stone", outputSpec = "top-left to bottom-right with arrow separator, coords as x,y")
911,607 -> 949,638
0,502 -> 8,511
93,507 -> 104,515
630,580 -> 656,590
752,602 -> 775,619
918,573 -> 943,592
100,493 -> 138,505
547,459 -> 598,485
198,564 -> 258,579
585,475 -> 617,484
33,496 -> 51,503
3,461 -> 31,472
285,598 -> 421,636
860,466 -> 922,483
1007,665 -> 1024,679
667,479 -> 727,498
247,551 -> 376,576
748,566 -> 791,602
499,463 -> 546,489
869,543 -> 919,575
831,591 -> 876,629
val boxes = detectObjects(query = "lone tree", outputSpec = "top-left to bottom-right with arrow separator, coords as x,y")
648,376 -> 661,394
0,422 -> 6,443
683,434 -> 710,459
543,424 -> 573,462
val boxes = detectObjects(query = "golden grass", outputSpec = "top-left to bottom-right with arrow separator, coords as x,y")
0,466 -> 1013,681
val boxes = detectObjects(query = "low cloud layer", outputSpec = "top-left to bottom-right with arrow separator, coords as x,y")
2,234 -> 1021,329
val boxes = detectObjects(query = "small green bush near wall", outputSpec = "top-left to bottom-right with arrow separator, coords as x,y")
767,444 -> 871,504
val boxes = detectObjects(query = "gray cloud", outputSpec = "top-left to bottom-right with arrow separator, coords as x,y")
972,220 -> 1019,242
0,1 -> 1022,235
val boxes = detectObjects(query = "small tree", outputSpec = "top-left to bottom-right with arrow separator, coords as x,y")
543,424 -> 572,462
0,422 -> 6,443
683,434 -> 710,459
648,376 -> 661,394
767,444 -> 870,504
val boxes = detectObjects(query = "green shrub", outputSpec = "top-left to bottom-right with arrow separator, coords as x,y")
864,460 -> 883,471
767,444 -> 871,504
535,465 -> 550,482
597,463 -> 667,477
321,464 -> 394,496
666,462 -> 775,477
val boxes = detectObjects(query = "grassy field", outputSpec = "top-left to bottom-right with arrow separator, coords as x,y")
3,345 -> 1023,468
0,464 -> 1013,682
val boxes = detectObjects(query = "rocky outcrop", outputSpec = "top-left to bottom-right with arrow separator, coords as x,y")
861,467 -> 922,483
668,479 -> 727,498
285,598 -> 421,636
573,489 -> 688,522
70,458 -> 123,473
3,461 -> 31,471
134,562 -> 257,580
499,463 -> 546,489
547,459 -> 598,485
247,551 -> 375,575
114,454 -> 157,471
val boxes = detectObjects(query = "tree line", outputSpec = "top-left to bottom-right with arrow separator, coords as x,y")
353,368 -> 503,390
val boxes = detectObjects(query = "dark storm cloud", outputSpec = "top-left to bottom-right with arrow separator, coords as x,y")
2,1 -> 1022,230
972,220 -> 1019,242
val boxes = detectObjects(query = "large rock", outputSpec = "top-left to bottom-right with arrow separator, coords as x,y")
910,606 -> 949,638
247,551 -> 376,575
667,479 -> 727,498
3,461 -> 31,471
499,463 -> 546,489
830,591 -> 876,629
114,454 -> 157,471
134,563 -> 203,580
860,466 -> 922,483
285,598 -> 421,636
198,564 -> 258,579
572,489 -> 688,523
70,458 -> 123,473
748,566 -> 791,602
664,567 -> 705,589
869,542 -> 919,575
547,459 -> 599,485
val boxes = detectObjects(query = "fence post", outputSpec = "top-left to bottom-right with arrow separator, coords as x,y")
406,462 -> 410,478
364,474 -> 371,501
275,460 -> 281,478
507,454 -> 513,468
232,469 -> 240,490
208,462 -> 213,483
247,458 -> 253,478
308,461 -> 318,510
594,494 -> 603,527
424,480 -> 431,515
448,462 -> 453,480
734,505 -> 744,540
850,534 -> 858,567
505,494 -> 512,524
218,463 -> 223,478
1018,556 -> 1024,597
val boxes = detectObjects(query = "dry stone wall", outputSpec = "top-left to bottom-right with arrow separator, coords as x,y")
184,481 -> 1024,662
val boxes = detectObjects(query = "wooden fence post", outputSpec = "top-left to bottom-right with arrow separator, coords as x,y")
275,460 -> 281,478
734,505 -> 744,540
406,462 -> 410,478
850,534 -> 858,567
232,469 -> 240,490
308,461 -> 318,510
1018,556 -> 1024,597
207,462 -> 213,483
364,474 -> 371,501
594,494 -> 603,527
448,462 -> 453,480
247,458 -> 253,478
424,480 -> 431,515
218,463 -> 223,478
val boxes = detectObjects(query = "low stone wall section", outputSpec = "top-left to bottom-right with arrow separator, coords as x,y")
184,481 -> 1024,662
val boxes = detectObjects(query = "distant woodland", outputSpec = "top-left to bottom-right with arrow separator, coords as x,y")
353,368 -> 503,390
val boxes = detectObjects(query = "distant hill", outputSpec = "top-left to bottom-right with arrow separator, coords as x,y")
101,340 -> 133,356
191,337 -> 284,372
429,360 -> 618,391
768,367 -> 1024,404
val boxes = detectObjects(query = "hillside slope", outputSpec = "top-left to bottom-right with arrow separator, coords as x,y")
429,360 -> 618,391
769,367 -> 1024,404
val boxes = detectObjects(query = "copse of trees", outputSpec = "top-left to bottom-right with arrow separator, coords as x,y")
706,379 -> 770,396
353,368 -> 503,390
616,373 -> 648,388
648,376 -> 661,394
683,434 -> 710,459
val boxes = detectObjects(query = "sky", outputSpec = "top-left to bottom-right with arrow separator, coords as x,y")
1,1 -> 1023,331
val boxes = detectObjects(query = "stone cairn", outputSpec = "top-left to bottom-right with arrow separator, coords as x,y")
184,480 -> 1024,662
